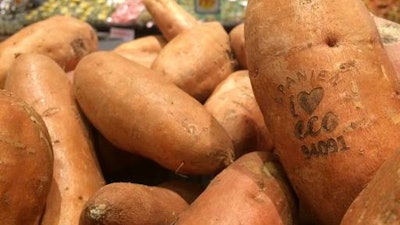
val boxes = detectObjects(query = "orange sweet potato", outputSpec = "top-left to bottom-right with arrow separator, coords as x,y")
173,151 -> 297,225
229,23 -> 247,69
204,70 -> 273,157
4,53 -> 105,225
73,51 -> 235,175
245,1 -> 400,224
340,149 -> 400,225
143,0 -> 199,41
113,35 -> 167,68
79,182 -> 190,225
151,22 -> 236,102
0,90 -> 53,225
0,15 -> 97,88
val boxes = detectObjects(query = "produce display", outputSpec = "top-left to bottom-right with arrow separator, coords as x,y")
1,0 -> 400,224
0,0 -> 32,35
24,0 -> 123,28
177,0 -> 247,26
107,0 -> 146,26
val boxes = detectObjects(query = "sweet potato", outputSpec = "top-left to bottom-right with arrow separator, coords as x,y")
113,35 -> 167,68
151,22 -> 236,102
79,182 -> 190,225
340,149 -> 400,225
143,0 -> 198,41
204,70 -> 273,157
229,23 -> 247,69
173,151 -> 297,225
0,90 -> 53,225
245,1 -> 400,224
113,35 -> 167,52
0,15 -> 97,88
73,51 -> 235,175
4,53 -> 105,225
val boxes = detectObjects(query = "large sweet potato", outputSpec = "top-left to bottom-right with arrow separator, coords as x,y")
151,22 -> 235,102
173,151 -> 297,225
0,90 -> 53,225
4,53 -> 105,225
73,51 -> 235,175
79,182 -> 190,225
0,15 -> 97,87
245,1 -> 400,224
340,149 -> 400,225
204,70 -> 273,157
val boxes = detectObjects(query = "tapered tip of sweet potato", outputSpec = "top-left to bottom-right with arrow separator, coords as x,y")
82,203 -> 108,224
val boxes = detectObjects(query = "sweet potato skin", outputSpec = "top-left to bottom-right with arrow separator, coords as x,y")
113,35 -> 167,53
73,51 -> 235,175
340,150 -> 400,225
79,182 -> 189,225
204,70 -> 273,157
0,90 -> 53,225
0,15 -> 97,88
229,23 -> 247,69
245,1 -> 400,224
151,22 -> 235,102
143,0 -> 198,41
173,151 -> 296,225
113,35 -> 167,68
4,53 -> 105,225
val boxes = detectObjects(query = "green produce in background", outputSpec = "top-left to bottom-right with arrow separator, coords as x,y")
177,0 -> 246,27
136,0 -> 247,28
24,0 -> 125,28
0,0 -> 32,35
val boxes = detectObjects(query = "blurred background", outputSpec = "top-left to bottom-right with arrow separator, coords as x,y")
0,0 -> 396,47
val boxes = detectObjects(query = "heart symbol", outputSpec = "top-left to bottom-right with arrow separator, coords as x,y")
297,87 -> 324,115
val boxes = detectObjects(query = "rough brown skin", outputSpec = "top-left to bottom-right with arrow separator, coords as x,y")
229,23 -> 247,69
113,35 -> 167,68
173,151 -> 297,225
204,70 -> 273,157
0,90 -> 53,225
73,51 -> 235,175
4,53 -> 105,225
0,15 -> 97,88
143,0 -> 198,41
245,1 -> 400,225
151,22 -> 236,102
340,149 -> 400,225
79,182 -> 190,225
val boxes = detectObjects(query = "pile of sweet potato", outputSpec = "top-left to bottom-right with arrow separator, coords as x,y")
1,0 -> 400,225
